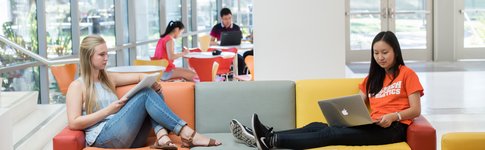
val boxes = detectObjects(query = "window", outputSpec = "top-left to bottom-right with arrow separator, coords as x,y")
239,0 -> 253,38
166,0 -> 182,22
346,0 -> 432,62
394,0 -> 428,50
349,0 -> 381,50
222,0 -> 238,24
222,0 -> 253,37
1,67 -> 40,93
135,0 -> 160,60
0,0 -> 39,95
79,0 -> 116,48
197,0 -> 218,31
0,0 -> 38,64
0,0 -> 40,93
46,0 -> 72,59
464,0 -> 485,48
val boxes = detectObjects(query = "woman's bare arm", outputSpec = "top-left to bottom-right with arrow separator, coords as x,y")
66,80 -> 126,130
166,40 -> 184,60
109,73 -> 145,87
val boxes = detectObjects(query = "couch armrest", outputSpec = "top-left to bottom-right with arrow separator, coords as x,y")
53,127 -> 85,150
406,115 -> 436,150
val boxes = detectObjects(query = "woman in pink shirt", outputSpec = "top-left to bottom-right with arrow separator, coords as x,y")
152,21 -> 196,81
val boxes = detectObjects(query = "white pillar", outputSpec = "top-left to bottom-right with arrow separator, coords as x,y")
253,0 -> 346,80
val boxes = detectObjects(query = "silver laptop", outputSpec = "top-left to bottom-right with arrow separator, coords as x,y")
318,94 -> 374,127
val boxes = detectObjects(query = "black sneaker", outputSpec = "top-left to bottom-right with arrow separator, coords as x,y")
230,119 -> 256,147
252,113 -> 274,150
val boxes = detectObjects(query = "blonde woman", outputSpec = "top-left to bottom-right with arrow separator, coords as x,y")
66,35 -> 221,149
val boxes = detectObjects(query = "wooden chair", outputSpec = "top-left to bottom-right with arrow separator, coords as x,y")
199,34 -> 211,52
50,64 -> 77,95
235,56 -> 254,81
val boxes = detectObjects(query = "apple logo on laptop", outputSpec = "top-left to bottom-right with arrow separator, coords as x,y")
341,109 -> 349,116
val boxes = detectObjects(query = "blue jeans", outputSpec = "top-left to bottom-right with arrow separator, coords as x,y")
93,88 -> 187,148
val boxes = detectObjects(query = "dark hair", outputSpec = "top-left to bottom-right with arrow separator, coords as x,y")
220,8 -> 232,17
366,31 -> 405,97
160,21 -> 185,38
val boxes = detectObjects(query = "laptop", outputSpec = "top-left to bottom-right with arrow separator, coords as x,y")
220,30 -> 242,46
318,94 -> 374,127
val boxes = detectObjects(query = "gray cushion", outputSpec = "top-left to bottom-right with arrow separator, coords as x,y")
195,81 -> 295,133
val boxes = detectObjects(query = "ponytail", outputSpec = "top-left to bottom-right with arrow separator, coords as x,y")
160,21 -> 185,38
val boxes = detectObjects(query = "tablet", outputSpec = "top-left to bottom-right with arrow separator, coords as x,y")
122,72 -> 160,99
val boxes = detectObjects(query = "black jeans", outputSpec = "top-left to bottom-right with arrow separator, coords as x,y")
275,122 -> 408,149
236,54 -> 246,75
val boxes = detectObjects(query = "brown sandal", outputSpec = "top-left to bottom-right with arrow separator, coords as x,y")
181,131 -> 220,148
150,134 -> 178,150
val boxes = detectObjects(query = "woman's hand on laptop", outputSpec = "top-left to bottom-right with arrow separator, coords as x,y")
375,113 -> 399,128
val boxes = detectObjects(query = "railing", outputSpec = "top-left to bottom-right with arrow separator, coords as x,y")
0,35 -> 80,66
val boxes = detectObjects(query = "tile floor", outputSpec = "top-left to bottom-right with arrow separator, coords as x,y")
347,62 -> 485,150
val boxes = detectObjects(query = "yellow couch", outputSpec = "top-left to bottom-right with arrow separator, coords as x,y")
296,79 -> 436,150
442,132 -> 485,150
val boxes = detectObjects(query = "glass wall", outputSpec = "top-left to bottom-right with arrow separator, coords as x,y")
349,0 -> 381,50
167,0 -> 182,22
0,67 -> 40,92
222,0 -> 238,23
238,0 -> 253,38
79,0 -> 116,48
0,0 -> 39,93
198,0 -> 218,31
135,0 -> 160,60
222,0 -> 253,37
46,0 -> 72,58
0,0 -> 38,58
395,0 -> 428,49
464,0 -> 485,48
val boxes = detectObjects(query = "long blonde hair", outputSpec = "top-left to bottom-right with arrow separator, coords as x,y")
79,35 -> 116,114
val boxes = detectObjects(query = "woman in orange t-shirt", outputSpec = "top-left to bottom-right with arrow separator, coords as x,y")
231,31 -> 424,150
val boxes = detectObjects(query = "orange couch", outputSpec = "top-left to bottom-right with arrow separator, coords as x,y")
53,82 -> 194,150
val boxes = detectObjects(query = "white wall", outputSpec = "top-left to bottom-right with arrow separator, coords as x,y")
253,0 -> 346,80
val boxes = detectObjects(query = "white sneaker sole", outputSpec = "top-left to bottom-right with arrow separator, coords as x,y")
230,119 -> 256,147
